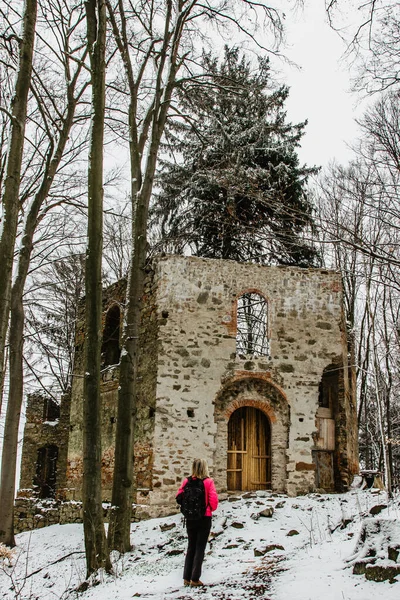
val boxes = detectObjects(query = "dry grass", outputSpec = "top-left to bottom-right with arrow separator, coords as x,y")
0,542 -> 14,566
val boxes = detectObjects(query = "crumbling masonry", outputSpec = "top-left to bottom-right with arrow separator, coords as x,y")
17,255 -> 358,526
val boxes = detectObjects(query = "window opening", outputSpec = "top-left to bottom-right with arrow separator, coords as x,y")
43,397 -> 60,422
101,304 -> 121,367
318,367 -> 338,410
34,445 -> 58,498
236,293 -> 269,357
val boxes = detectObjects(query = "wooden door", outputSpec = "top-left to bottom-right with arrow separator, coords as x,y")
227,407 -> 271,491
312,450 -> 334,491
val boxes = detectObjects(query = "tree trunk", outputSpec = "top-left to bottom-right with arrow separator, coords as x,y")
0,83 -> 81,545
82,0 -> 110,576
107,0 -> 285,552
0,281 -> 24,546
0,0 -> 37,415
109,60 -> 178,551
107,188 -> 145,552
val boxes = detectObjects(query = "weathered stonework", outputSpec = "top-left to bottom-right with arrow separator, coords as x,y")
18,392 -> 70,500
17,255 -> 358,527
63,278 -> 127,501
141,256 -> 358,513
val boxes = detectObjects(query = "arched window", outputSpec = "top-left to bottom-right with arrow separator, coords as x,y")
34,445 -> 58,498
101,304 -> 121,367
236,292 -> 269,357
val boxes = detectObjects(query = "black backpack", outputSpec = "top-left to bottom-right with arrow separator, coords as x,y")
179,476 -> 207,520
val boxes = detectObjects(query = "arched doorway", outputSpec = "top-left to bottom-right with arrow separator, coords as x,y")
34,445 -> 58,498
227,406 -> 271,491
101,304 -> 121,367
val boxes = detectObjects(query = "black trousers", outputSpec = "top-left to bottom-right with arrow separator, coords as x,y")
183,516 -> 212,582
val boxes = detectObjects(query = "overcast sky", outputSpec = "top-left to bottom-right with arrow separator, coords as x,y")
280,0 -> 366,168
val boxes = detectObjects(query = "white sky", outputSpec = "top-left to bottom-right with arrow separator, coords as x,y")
279,0 -> 366,168
102,2 -> 367,179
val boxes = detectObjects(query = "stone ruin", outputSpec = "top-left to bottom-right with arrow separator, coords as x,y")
16,255 -> 359,529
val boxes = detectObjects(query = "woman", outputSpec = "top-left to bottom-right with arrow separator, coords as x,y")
176,458 -> 218,587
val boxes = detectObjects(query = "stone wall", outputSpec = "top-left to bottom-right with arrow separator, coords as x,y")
16,255 -> 358,530
134,263 -> 159,514
63,278 -> 126,501
18,391 -> 70,500
14,498 -> 141,533
144,255 -> 357,514
14,498 -> 83,533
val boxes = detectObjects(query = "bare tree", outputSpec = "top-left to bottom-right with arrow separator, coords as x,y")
0,0 -> 37,418
25,249 -> 86,398
104,0 -> 290,552
82,0 -> 111,576
326,0 -> 400,94
316,92 -> 400,490
0,0 -> 90,547
103,200 -> 131,283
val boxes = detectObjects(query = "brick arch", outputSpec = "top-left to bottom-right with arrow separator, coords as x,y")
224,397 -> 277,423
235,287 -> 269,302
214,376 -> 288,423
215,374 -> 287,407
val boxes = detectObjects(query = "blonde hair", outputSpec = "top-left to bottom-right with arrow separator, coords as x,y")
191,458 -> 209,479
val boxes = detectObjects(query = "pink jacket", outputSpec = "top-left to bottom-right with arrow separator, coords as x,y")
176,477 -> 218,517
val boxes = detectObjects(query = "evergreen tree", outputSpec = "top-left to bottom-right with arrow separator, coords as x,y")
153,47 -> 319,266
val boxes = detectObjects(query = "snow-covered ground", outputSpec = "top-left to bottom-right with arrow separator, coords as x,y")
1,489 -> 399,599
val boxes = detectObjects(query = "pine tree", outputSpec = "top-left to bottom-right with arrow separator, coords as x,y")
153,47 -> 319,266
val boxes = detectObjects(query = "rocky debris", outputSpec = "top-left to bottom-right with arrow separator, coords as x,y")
346,517 -> 400,583
259,507 -> 274,518
388,547 -> 400,562
352,559 -> 375,575
286,530 -> 299,536
231,522 -> 244,529
254,544 -> 284,557
242,492 -> 257,499
275,501 -> 286,509
340,519 -> 353,529
157,539 -> 172,550
210,517 -> 228,541
369,505 -> 387,516
330,516 -> 354,534
365,564 -> 400,583
228,496 -> 241,503
251,506 -> 275,519
166,549 -> 184,556
159,522 -> 176,532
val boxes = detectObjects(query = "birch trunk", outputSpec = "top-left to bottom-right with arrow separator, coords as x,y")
0,0 -> 37,415
0,71 -> 83,545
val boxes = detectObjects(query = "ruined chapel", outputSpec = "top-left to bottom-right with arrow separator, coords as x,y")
18,255 -> 359,522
